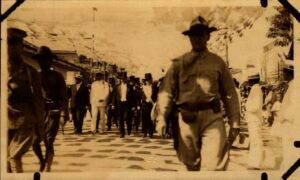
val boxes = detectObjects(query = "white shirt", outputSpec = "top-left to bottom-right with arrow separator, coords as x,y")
143,84 -> 152,102
245,84 -> 263,122
278,80 -> 298,138
120,83 -> 127,102
90,80 -> 109,106
76,82 -> 82,91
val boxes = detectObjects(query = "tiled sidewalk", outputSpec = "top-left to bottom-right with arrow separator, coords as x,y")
21,118 -> 282,172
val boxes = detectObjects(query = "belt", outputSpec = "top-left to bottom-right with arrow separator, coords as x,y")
47,109 -> 61,116
178,99 -> 221,112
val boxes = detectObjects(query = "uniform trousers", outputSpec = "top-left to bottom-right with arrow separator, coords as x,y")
32,111 -> 60,172
8,128 -> 35,173
176,109 -> 228,171
91,103 -> 107,133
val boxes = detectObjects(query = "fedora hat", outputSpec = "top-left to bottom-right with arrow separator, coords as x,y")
182,16 -> 217,36
33,46 -> 57,60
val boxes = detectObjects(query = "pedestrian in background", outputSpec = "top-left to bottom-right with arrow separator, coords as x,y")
141,73 -> 155,138
113,72 -> 135,138
107,77 -> 118,130
90,72 -> 110,135
31,46 -> 69,172
270,93 -> 282,140
277,64 -> 296,170
156,16 -> 240,171
69,72 -> 90,135
132,77 -> 142,133
245,73 -> 263,170
7,28 -> 45,173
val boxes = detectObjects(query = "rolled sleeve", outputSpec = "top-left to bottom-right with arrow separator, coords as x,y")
157,61 -> 178,120
219,63 -> 240,128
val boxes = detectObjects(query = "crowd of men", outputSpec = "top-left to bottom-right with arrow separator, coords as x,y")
6,15 -> 295,173
69,70 -> 162,139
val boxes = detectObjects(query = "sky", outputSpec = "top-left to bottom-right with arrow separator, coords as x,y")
5,1 -> 290,79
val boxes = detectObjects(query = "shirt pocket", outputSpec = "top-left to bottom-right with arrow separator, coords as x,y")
179,72 -> 197,92
197,69 -> 220,92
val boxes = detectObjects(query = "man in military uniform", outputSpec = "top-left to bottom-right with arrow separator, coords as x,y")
7,28 -> 45,172
156,16 -> 240,171
31,46 -> 69,172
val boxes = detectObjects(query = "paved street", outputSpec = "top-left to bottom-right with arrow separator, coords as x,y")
22,117 -> 283,173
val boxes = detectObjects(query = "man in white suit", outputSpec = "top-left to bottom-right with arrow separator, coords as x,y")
90,72 -> 110,135
245,73 -> 263,170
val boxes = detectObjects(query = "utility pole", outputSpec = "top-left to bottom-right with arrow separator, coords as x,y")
224,28 -> 229,67
90,7 -> 97,80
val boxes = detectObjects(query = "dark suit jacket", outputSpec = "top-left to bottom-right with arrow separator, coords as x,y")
70,83 -> 90,110
141,84 -> 158,103
113,83 -> 135,108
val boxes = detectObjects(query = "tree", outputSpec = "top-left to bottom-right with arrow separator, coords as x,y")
266,6 -> 293,47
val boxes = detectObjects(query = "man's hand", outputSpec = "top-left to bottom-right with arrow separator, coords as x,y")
228,127 -> 240,146
156,116 -> 167,138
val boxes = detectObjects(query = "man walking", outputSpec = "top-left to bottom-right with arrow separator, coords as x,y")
245,73 -> 263,170
70,72 -> 90,135
7,28 -> 45,173
141,73 -> 155,138
107,77 -> 118,130
31,46 -> 69,172
132,77 -> 142,132
156,16 -> 240,171
90,72 -> 110,135
113,72 -> 135,138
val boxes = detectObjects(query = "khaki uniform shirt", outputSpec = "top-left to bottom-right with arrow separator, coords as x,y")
157,49 -> 240,128
8,62 -> 44,129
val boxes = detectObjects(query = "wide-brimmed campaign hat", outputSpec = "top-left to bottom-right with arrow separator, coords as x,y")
182,16 -> 217,36
33,46 -> 57,60
7,28 -> 27,42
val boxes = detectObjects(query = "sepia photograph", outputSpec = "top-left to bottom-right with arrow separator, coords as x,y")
1,0 -> 299,179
